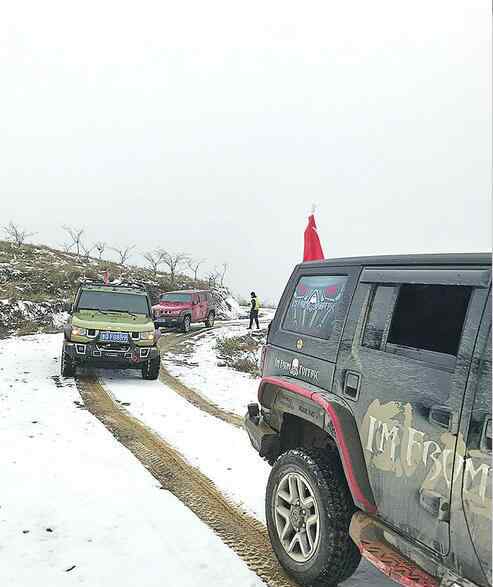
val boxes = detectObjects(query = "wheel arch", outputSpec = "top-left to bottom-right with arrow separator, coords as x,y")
259,376 -> 376,514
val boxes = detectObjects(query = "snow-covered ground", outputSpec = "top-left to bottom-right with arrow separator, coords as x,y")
0,334 -> 263,587
102,338 -> 393,586
103,366 -> 271,521
163,325 -> 260,415
1,331 -> 393,586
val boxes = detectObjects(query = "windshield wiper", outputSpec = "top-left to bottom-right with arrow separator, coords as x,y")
104,309 -> 138,317
78,307 -> 110,314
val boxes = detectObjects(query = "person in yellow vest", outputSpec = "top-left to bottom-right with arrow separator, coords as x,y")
248,291 -> 260,330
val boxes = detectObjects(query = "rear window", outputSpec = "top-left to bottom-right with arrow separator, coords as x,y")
160,293 -> 192,302
282,275 -> 348,339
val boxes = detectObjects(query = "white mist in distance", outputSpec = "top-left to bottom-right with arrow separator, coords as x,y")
0,0 -> 490,302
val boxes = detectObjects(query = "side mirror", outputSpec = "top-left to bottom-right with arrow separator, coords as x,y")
63,302 -> 73,314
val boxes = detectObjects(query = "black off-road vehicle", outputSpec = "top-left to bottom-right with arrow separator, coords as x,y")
246,254 -> 491,587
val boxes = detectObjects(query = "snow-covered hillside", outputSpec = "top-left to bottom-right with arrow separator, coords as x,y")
0,240 -> 241,336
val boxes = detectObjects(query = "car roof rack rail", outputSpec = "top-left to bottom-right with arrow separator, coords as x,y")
78,279 -> 148,291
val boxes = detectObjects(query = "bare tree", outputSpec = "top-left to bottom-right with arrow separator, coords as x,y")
80,241 -> 95,261
142,249 -> 167,278
3,221 -> 35,247
159,250 -> 189,286
215,262 -> 228,287
111,245 -> 135,266
187,258 -> 206,281
94,241 -> 106,260
207,270 -> 220,289
62,226 -> 85,256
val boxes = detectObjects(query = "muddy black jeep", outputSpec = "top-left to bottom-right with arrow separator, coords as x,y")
246,254 -> 491,587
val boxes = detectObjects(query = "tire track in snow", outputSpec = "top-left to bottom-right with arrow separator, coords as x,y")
77,376 -> 298,587
157,325 -> 258,429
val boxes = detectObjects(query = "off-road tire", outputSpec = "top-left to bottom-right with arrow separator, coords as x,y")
61,351 -> 76,378
182,315 -> 191,333
266,447 -> 361,586
142,357 -> 160,380
205,311 -> 215,328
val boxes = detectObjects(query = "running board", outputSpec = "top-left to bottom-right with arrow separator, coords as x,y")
350,512 -> 439,587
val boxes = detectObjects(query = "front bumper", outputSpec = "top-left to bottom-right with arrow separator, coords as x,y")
154,315 -> 184,327
63,340 -> 160,369
244,407 -> 280,461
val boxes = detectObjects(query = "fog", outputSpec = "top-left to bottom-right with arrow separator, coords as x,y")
1,0 -> 490,302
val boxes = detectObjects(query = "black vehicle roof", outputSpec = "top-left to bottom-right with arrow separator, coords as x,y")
299,252 -> 491,269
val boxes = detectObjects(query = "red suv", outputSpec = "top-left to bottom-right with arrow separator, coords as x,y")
152,290 -> 216,332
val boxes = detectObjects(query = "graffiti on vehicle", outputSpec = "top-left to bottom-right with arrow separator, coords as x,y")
274,357 -> 320,382
362,400 -> 491,509
283,275 -> 348,338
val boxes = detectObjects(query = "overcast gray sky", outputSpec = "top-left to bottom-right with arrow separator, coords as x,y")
1,0 -> 491,302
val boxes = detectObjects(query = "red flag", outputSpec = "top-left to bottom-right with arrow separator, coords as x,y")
303,214 -> 325,261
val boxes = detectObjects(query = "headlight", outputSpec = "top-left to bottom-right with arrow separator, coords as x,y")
71,326 -> 87,337
140,330 -> 155,342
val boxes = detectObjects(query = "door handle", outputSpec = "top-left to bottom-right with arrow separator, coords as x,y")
429,405 -> 458,434
343,371 -> 361,400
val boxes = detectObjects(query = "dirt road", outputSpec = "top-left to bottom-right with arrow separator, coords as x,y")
78,374 -> 298,587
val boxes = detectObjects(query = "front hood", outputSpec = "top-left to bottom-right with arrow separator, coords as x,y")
73,310 -> 154,332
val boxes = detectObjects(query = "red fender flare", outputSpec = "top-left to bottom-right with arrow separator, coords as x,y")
260,376 -> 377,514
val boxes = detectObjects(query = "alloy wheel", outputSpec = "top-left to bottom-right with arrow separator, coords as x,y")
273,472 -> 320,562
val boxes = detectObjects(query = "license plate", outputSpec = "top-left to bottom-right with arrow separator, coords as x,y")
100,331 -> 128,343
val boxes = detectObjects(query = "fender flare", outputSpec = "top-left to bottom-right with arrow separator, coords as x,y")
259,375 -> 377,514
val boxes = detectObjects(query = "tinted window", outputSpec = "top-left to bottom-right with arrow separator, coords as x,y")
77,291 -> 149,315
388,284 -> 471,355
362,286 -> 395,350
160,293 -> 192,302
283,275 -> 348,339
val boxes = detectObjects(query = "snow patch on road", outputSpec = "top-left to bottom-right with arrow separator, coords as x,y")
103,368 -> 271,521
163,325 -> 260,415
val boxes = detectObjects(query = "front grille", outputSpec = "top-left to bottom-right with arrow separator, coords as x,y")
97,343 -> 130,352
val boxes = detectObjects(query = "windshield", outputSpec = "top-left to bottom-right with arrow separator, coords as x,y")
77,291 -> 150,315
160,293 -> 192,303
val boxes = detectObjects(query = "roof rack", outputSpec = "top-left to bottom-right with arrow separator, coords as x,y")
78,279 -> 148,291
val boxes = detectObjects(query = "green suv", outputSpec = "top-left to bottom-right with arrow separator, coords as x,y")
61,281 -> 161,380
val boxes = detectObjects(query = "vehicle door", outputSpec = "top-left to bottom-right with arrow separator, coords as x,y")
191,294 -> 201,322
265,265 -> 360,392
452,292 -> 491,586
335,265 -> 490,556
199,293 -> 208,320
